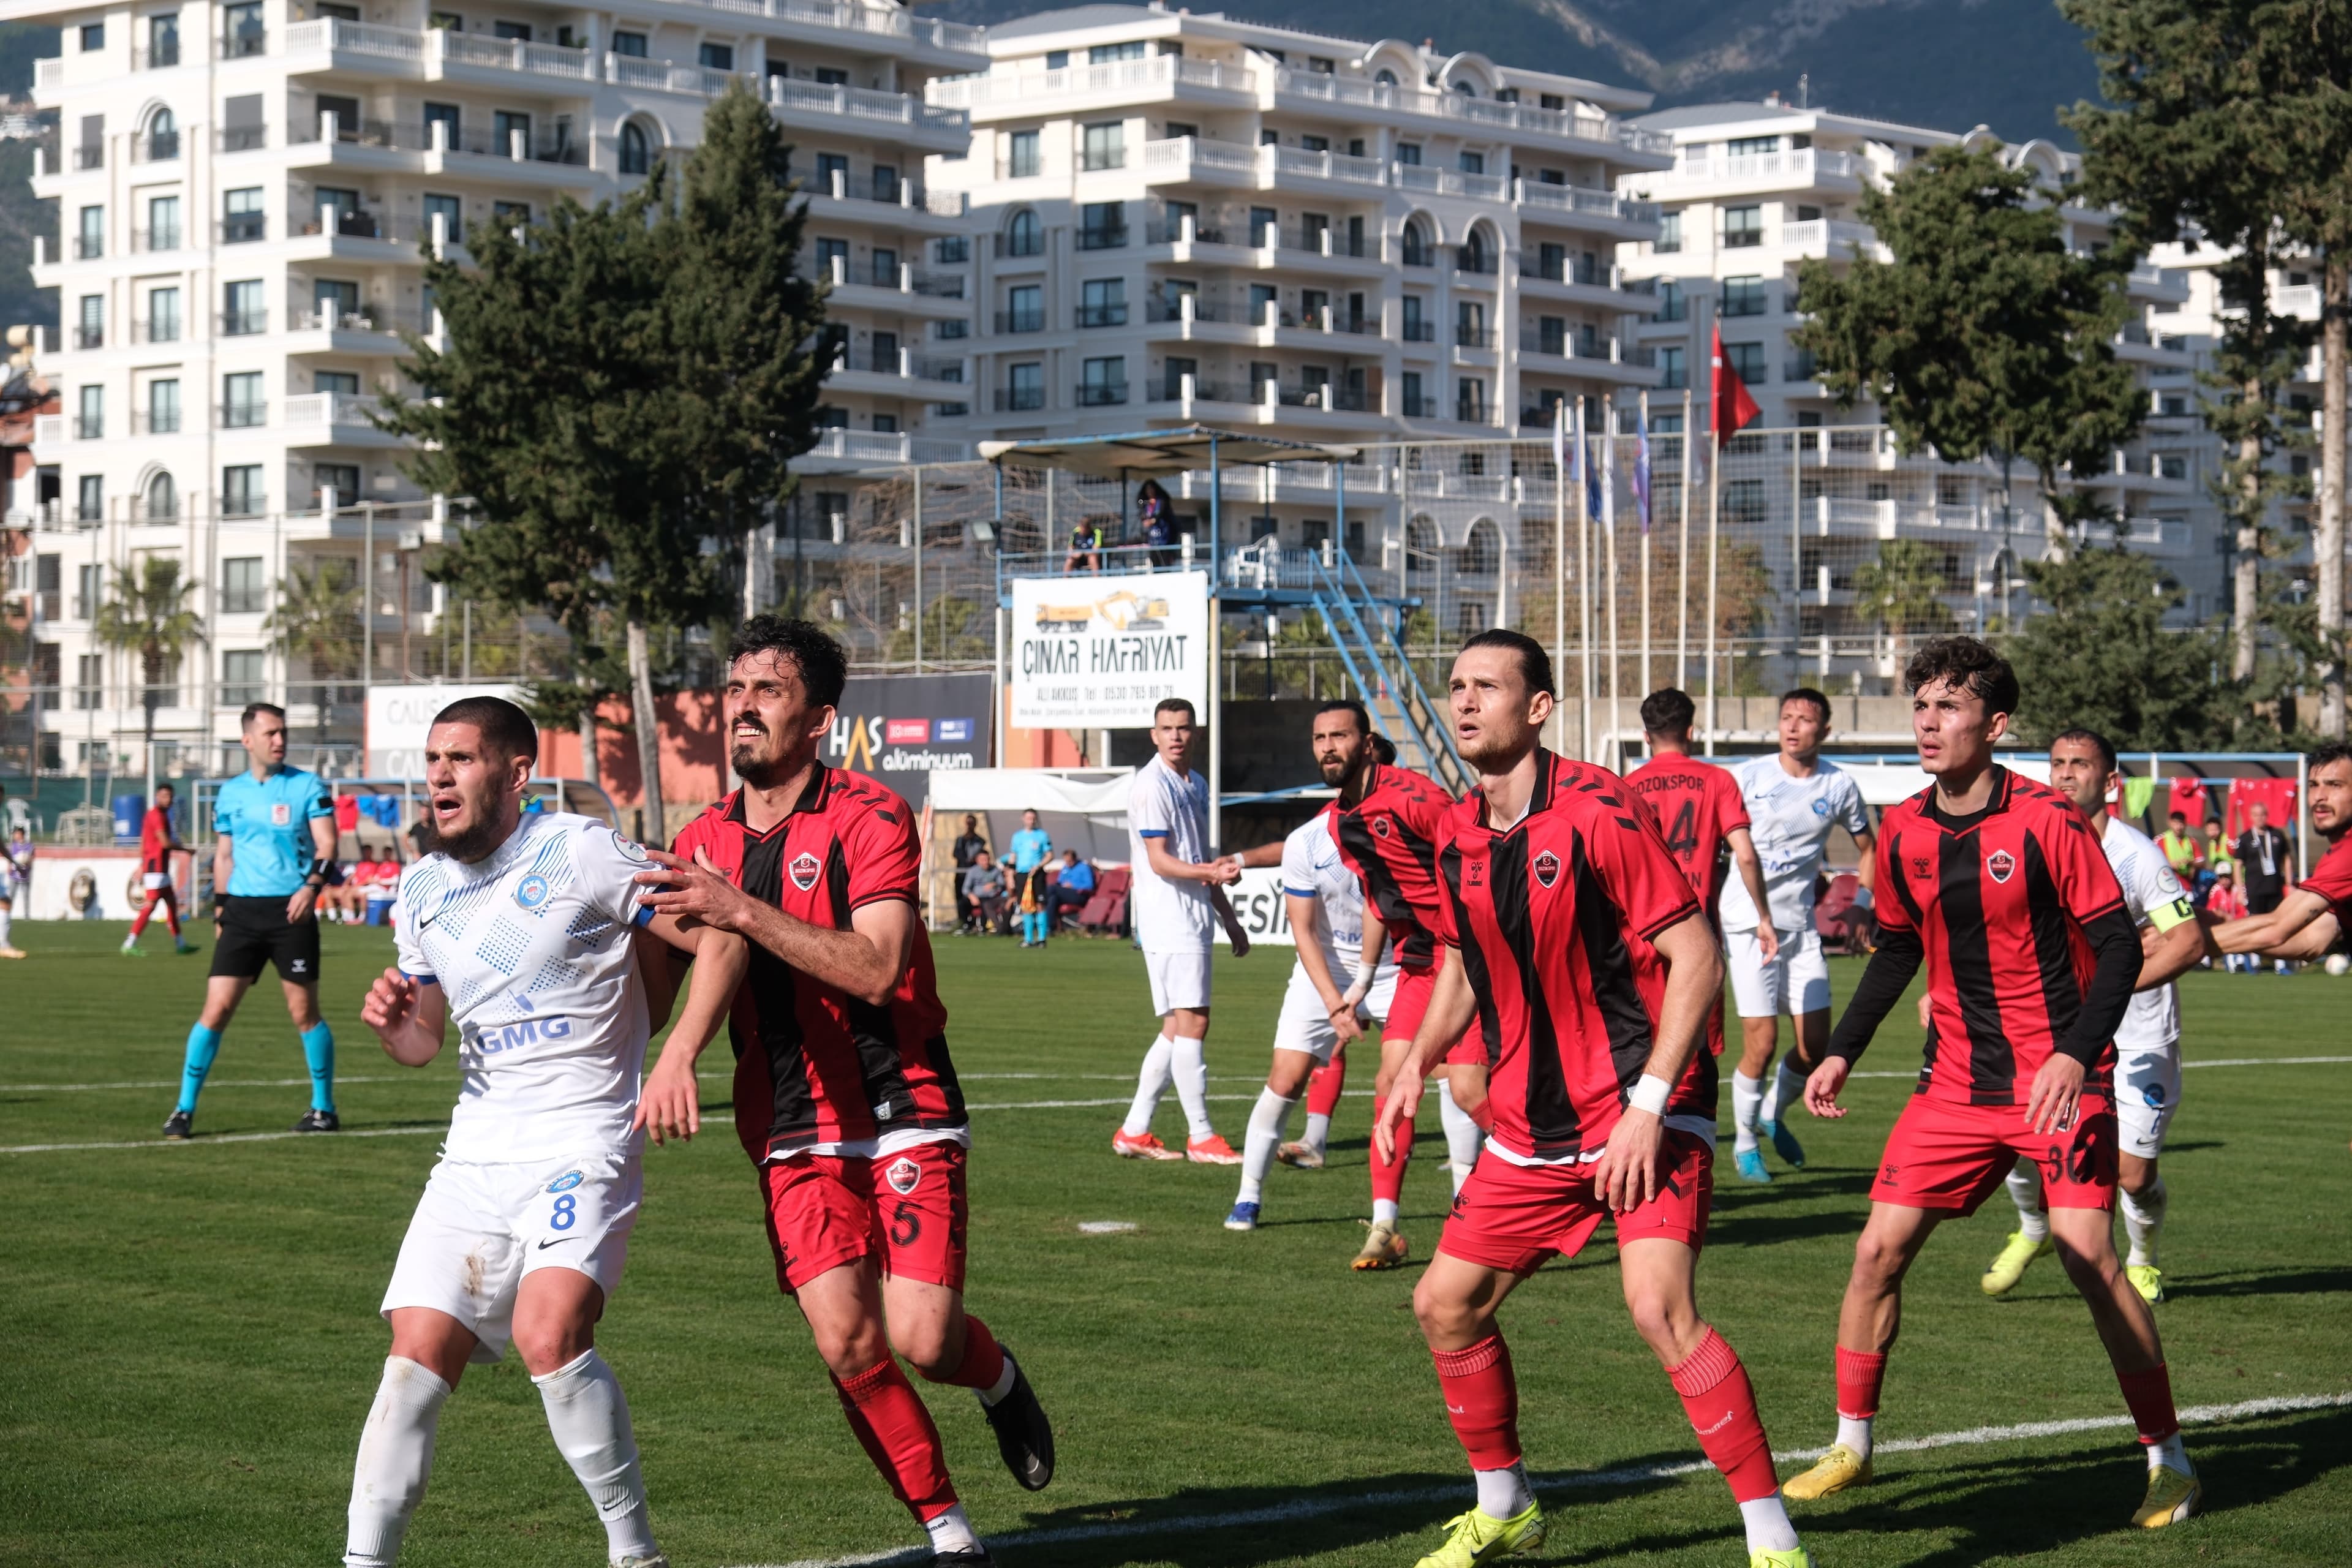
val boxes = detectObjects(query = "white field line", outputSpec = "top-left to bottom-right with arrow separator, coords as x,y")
0,1125 -> 447,1154
726,1391 -> 2352,1568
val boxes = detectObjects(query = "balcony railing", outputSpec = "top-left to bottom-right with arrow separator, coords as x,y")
218,401 -> 268,429
290,304 -> 393,333
73,415 -> 103,439
1401,319 -> 1436,342
219,214 -> 267,244
132,131 -> 180,161
286,112 -> 588,166
994,232 -> 1044,258
285,391 -> 386,428
135,40 -> 180,68
131,318 -> 182,344
1400,396 -> 1438,418
1077,381 -> 1128,407
1664,148 -> 1860,187
132,409 -> 181,434
132,227 -> 182,254
72,145 -> 103,170
995,386 -> 1045,412
219,29 -> 268,58
1453,249 -> 1500,276
217,125 -> 268,153
1076,224 -> 1128,251
1455,325 -> 1495,349
993,308 -> 1043,333
72,325 -> 102,349
73,234 -> 102,258
1455,402 -> 1491,424
1076,303 -> 1128,328
219,310 -> 269,337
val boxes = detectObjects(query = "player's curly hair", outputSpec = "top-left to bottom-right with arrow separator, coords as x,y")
2310,741 -> 2352,775
1903,636 -> 2019,717
728,616 -> 848,709
1640,687 -> 1695,736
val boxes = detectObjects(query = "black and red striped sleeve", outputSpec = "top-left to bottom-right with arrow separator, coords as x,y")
843,793 -> 920,909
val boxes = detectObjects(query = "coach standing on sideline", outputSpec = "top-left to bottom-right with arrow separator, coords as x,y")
163,702 -> 341,1139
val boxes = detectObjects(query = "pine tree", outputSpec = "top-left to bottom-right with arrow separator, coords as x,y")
1793,144 -> 2146,551
2009,546 -> 2234,748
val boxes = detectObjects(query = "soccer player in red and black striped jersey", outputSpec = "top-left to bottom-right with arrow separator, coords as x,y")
1787,636 -> 2199,1529
1622,687 -> 1776,1061
123,781 -> 195,954
2207,741 -> 2352,965
1377,631 -> 1808,1568
632,617 -> 1052,1567
1322,715 -> 1490,1270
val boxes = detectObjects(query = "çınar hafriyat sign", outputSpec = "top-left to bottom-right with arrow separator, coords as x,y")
1009,570 -> 1210,729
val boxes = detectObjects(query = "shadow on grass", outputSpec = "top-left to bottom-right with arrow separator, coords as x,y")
2164,1264 -> 2352,1300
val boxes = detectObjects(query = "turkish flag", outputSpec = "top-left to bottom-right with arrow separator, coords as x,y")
1711,322 -> 1760,448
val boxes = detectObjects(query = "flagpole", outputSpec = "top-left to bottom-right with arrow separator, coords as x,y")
1577,401 -> 1593,762
1640,390 -> 1653,704
1604,413 -> 1621,768
1705,405 -> 1722,757
1551,402 -> 1567,755
1678,387 -> 1693,689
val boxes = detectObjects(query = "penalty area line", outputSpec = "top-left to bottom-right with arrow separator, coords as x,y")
725,1390 -> 2352,1568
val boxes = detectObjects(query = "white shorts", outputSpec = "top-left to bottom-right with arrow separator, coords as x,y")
1727,925 -> 1831,1019
1144,946 -> 1212,1016
381,1148 -> 640,1363
2114,1046 -> 2182,1156
142,872 -> 170,892
1270,962 -> 1398,1062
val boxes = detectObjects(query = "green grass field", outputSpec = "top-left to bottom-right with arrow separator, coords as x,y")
1,920 -> 2348,1568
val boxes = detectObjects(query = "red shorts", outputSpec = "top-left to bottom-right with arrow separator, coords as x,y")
1387,967 -> 1485,1066
1871,1093 -> 2118,1214
1437,1130 -> 1713,1276
758,1139 -> 970,1295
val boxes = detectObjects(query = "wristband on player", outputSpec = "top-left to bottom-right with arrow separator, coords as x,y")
1627,1074 -> 1673,1117
1341,975 -> 1370,1009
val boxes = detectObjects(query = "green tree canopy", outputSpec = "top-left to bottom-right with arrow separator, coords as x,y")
91,556 -> 203,755
2008,546 -> 2234,749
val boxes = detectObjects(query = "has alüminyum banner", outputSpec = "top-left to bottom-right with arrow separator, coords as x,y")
1009,570 -> 1210,730
823,673 -> 993,808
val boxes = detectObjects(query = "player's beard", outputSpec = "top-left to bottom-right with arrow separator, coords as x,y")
434,785 -> 507,864
1460,723 -> 1531,772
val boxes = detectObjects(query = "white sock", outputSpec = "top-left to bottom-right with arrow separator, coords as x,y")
2147,1431 -> 2190,1473
1121,1033 -> 1174,1137
2122,1177 -> 2168,1268
1836,1413 -> 1873,1460
1474,1460 -> 1532,1519
923,1502 -> 981,1552
1437,1077 -> 1483,1193
345,1356 -> 452,1567
1372,1197 -> 1400,1226
979,1352 -> 1018,1406
1237,1089 -> 1294,1205
0,905 -> 12,946
1170,1035 -> 1215,1140
1765,1058 -> 1805,1125
532,1348 -> 657,1562
2007,1159 -> 2049,1242
1301,1110 -> 1332,1155
1740,1493 -> 1801,1554
1731,1072 -> 1765,1153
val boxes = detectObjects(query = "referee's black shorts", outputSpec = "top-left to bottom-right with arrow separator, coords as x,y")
210,894 -> 323,984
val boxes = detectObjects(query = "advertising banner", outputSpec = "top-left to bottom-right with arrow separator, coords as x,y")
1009,571 -> 1210,730
365,684 -> 522,777
824,673 -> 993,807
1223,864 -> 1297,948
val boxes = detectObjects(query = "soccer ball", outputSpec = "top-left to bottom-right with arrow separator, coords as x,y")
2326,953 -> 2350,977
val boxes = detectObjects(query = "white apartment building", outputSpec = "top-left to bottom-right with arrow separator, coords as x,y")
10,0 -> 982,774
1617,100 -> 2226,662
923,2 -> 1669,603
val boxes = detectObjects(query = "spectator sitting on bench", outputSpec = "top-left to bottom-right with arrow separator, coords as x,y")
961,848 -> 1009,934
1049,849 -> 1095,929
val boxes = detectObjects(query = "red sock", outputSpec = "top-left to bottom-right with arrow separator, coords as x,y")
2116,1362 -> 2180,1445
926,1313 -> 1007,1393
1835,1346 -> 1887,1420
129,895 -> 157,938
1668,1327 -> 1778,1503
832,1359 -> 959,1521
1431,1333 -> 1521,1470
1306,1049 -> 1348,1118
1371,1095 -> 1414,1204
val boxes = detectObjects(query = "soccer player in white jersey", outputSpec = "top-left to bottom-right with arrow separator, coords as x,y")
1986,728 -> 2204,1304
1719,690 -> 1874,1183
1114,696 -> 1252,1163
1223,710 -> 1408,1231
346,696 -> 746,1568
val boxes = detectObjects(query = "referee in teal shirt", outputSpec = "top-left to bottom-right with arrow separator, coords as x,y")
164,703 -> 342,1139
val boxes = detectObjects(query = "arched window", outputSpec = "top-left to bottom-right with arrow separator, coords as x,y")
1405,514 -> 1439,580
1400,219 -> 1431,266
1459,227 -> 1490,272
146,107 -> 179,160
1453,80 -> 1475,96
619,121 -> 650,176
1460,518 -> 1500,575
1004,208 -> 1042,257
145,471 -> 177,522
1376,68 -> 1397,86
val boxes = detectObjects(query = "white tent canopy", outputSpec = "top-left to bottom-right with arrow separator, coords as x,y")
929,767 -> 1137,865
1815,755 -> 2054,808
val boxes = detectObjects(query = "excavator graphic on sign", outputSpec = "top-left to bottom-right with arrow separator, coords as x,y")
1035,590 -> 1170,633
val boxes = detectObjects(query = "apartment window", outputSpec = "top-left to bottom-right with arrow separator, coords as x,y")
428,10 -> 462,28
1721,276 -> 1768,317
2158,453 -> 2189,480
1724,341 -> 1765,385
1785,346 -> 1818,382
1308,55 -> 1335,72
872,164 -> 899,203
76,385 -> 103,440
1302,134 -> 1328,153
1656,211 -> 1682,254
80,21 -> 103,50
222,466 -> 263,516
1079,277 -> 1126,328
492,200 -> 530,224
76,652 -> 104,710
611,29 -> 646,55
77,205 -> 102,259
1088,40 -> 1144,61
1002,284 -> 1042,333
147,378 -> 180,434
1401,370 -> 1426,417
147,286 -> 180,343
317,370 -> 360,396
1163,355 -> 1196,399
1003,361 -> 1043,412
220,649 -> 267,707
1725,478 -> 1768,522
1081,121 -> 1125,171
1795,203 -> 1822,222
1080,356 -> 1126,406
223,2 -> 262,56
223,187 -> 265,244
1000,209 -> 1042,259
870,247 -> 896,286
74,562 -> 99,619
222,371 -> 265,428
76,295 -> 102,350
223,279 -> 265,336
1727,135 -> 1779,156
1655,278 -> 1686,322
1249,283 -> 1276,325
1395,142 -> 1420,165
816,151 -> 849,192
1250,206 -> 1276,246
315,279 -> 361,326
222,558 -> 266,614
1077,201 -> 1125,249
698,42 -> 734,70
1401,295 -> 1429,341
1456,378 -> 1487,422
494,110 -> 532,155
934,235 -> 968,264
813,66 -> 847,85
1537,317 -> 1565,356
619,122 -> 650,175
146,194 -> 180,252
1006,129 -> 1040,178
1044,50 -> 1068,68
1659,345 -> 1686,388
1540,92 -> 1564,110
1458,151 -> 1484,175
314,463 -> 360,507
424,102 -> 461,146
1259,129 -> 1278,148
1723,205 -> 1762,247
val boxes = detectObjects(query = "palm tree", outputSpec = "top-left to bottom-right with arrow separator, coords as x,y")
265,560 -> 361,745
1852,538 -> 1956,677
91,556 -> 205,762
